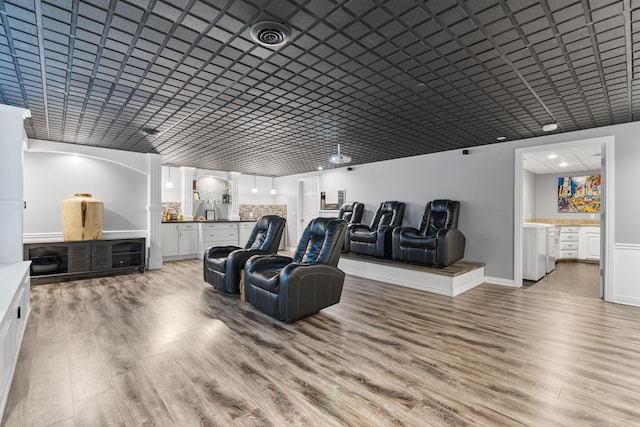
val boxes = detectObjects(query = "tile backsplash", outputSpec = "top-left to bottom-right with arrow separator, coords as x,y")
239,204 -> 287,221
162,202 -> 182,218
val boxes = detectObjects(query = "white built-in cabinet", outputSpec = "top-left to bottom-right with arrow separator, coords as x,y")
559,225 -> 600,261
161,224 -> 179,257
202,222 -> 239,250
578,226 -> 601,261
0,105 -> 31,418
0,262 -> 30,417
178,223 -> 199,256
161,223 -> 199,258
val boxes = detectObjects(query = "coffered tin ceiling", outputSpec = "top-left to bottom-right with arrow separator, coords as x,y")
0,0 -> 636,176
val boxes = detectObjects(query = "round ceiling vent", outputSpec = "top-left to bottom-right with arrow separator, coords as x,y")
250,21 -> 290,48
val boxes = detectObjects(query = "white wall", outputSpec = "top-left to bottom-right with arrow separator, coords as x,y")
24,152 -> 147,233
277,121 -> 640,289
522,169 -> 536,220
534,169 -> 601,220
161,166 -> 181,202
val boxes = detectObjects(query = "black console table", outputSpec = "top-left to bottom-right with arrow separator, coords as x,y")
23,238 -> 146,282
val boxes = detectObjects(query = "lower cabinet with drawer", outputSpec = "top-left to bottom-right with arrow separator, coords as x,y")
559,226 -> 579,259
559,225 -> 601,261
201,222 -> 239,252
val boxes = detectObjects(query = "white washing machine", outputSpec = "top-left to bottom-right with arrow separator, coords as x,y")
523,224 -> 547,281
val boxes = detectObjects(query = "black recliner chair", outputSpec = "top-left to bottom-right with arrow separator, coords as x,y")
243,217 -> 347,323
203,215 -> 286,294
392,199 -> 465,267
338,202 -> 364,224
346,201 -> 405,257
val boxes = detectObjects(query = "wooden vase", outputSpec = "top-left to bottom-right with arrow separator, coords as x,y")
61,193 -> 104,241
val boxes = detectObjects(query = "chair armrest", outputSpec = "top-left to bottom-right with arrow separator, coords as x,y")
393,226 -> 419,237
392,227 -> 419,260
245,254 -> 293,273
435,229 -> 466,267
278,263 -> 346,323
205,245 -> 241,259
347,223 -> 372,234
375,225 -> 397,257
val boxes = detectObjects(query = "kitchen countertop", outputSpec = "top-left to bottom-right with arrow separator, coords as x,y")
525,219 -> 600,226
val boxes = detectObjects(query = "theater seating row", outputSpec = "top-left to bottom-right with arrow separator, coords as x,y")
343,199 -> 466,268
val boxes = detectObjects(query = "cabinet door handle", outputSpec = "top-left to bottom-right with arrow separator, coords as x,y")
17,306 -> 21,319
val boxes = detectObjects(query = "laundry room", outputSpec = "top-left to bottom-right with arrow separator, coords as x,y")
521,143 -> 602,298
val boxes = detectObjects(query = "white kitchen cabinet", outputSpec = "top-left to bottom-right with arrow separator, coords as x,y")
202,222 -> 239,251
178,223 -> 199,256
161,223 -> 199,258
578,226 -> 600,261
559,225 -> 600,261
1,262 -> 30,417
559,226 -> 579,259
161,223 -> 179,257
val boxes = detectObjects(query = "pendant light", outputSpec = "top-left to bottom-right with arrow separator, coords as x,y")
251,174 -> 258,193
270,176 -> 276,195
165,166 -> 174,188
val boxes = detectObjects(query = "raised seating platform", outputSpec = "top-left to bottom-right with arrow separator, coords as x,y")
338,253 -> 485,297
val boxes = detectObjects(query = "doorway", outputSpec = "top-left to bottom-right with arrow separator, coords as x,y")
297,176 -> 320,240
514,136 -> 615,301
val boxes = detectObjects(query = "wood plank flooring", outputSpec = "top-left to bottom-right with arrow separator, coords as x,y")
525,262 -> 600,298
3,259 -> 640,426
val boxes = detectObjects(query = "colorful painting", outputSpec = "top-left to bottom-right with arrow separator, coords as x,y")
557,175 -> 601,213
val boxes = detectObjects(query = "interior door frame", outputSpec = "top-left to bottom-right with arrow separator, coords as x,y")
513,136 -> 615,301
297,176 -> 320,241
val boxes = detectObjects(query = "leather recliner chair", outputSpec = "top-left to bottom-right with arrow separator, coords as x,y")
243,217 -> 347,323
203,215 -> 286,294
338,202 -> 364,224
346,201 -> 405,257
392,199 -> 465,267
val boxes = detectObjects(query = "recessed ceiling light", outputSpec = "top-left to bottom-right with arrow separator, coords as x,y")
496,136 -> 506,141
317,166 -> 323,170
542,123 -> 558,132
547,154 -> 558,159
559,162 -> 568,167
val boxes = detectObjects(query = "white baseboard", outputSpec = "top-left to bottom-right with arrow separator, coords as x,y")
484,276 -> 516,287
612,295 -> 640,307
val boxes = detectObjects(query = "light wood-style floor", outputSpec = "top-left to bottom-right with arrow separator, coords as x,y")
525,262 -> 600,298
3,259 -> 640,426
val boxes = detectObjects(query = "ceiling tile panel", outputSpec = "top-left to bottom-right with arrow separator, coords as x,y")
0,0 -> 637,174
